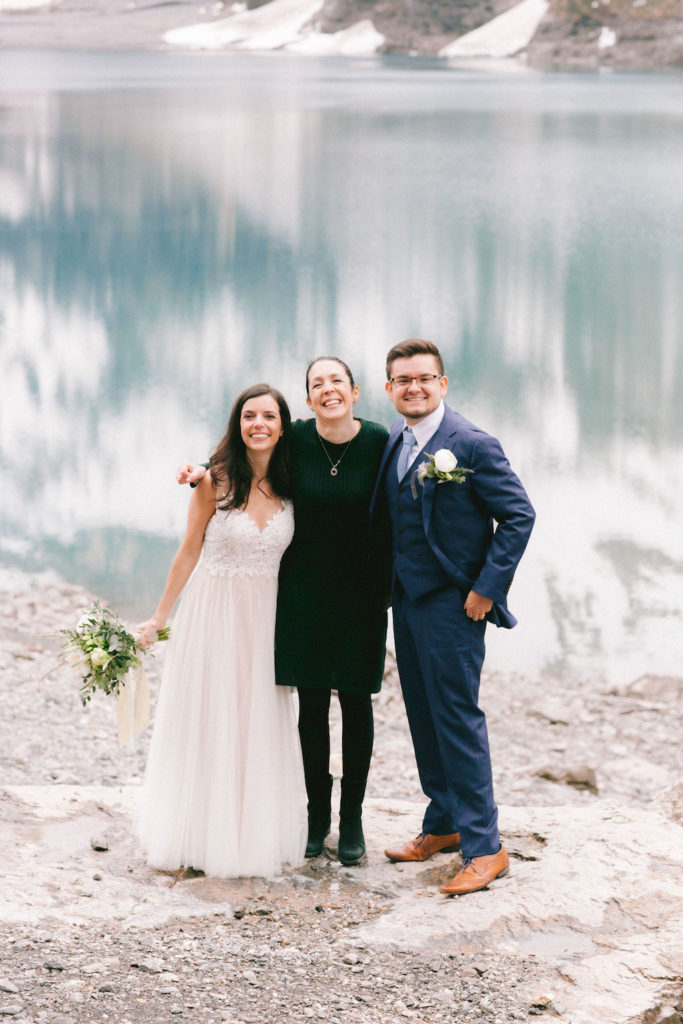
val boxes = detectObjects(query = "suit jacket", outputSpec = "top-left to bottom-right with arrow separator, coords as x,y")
370,404 -> 535,628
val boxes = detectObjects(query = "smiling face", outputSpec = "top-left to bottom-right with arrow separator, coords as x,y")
240,394 -> 283,453
306,359 -> 359,425
385,354 -> 448,424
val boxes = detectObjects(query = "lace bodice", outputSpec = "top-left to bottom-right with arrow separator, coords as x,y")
200,501 -> 294,579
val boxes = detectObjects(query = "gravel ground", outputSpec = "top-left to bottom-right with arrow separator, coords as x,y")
1,568 -> 682,1024
1,898 -> 545,1024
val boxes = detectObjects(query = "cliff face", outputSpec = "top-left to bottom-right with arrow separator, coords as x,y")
527,0 -> 683,69
317,0 -> 521,54
312,0 -> 683,66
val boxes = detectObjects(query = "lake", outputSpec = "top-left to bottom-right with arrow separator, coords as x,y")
1,51 -> 682,687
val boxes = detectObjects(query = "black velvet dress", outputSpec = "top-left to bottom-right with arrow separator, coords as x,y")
275,418 -> 389,695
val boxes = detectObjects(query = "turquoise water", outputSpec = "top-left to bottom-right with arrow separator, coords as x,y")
2,52 -> 682,684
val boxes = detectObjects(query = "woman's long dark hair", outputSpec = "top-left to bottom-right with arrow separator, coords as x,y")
208,384 -> 293,512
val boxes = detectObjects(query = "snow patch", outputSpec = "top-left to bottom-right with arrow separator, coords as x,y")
163,0 -> 324,50
598,25 -> 617,48
285,18 -> 384,55
0,0 -> 53,9
439,0 -> 549,59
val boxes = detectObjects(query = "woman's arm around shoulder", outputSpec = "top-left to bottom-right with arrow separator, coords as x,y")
177,462 -> 208,486
360,419 -> 390,463
136,473 -> 217,646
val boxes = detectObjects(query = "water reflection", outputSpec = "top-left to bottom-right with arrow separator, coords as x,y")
1,56 -> 682,684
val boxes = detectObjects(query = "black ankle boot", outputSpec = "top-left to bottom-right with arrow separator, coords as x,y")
338,775 -> 367,865
305,774 -> 333,858
305,815 -> 331,858
338,817 -> 365,865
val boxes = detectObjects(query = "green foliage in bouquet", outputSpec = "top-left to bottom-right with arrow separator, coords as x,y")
60,602 -> 169,706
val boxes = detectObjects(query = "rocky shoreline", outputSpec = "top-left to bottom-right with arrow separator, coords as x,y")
0,0 -> 681,69
1,566 -> 683,1024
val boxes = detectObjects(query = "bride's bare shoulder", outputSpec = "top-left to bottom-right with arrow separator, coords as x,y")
196,471 -> 220,500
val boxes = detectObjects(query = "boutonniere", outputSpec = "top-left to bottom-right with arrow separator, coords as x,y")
414,449 -> 473,491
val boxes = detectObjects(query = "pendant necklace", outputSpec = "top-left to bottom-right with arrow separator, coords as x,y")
317,431 -> 355,476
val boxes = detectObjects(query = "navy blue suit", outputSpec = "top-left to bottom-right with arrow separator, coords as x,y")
370,404 -> 535,857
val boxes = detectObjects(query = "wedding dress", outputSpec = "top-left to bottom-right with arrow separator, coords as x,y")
137,501 -> 307,877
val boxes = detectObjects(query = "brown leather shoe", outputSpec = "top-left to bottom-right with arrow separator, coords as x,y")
384,831 -> 461,862
439,846 -> 509,895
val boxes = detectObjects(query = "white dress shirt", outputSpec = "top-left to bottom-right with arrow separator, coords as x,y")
401,401 -> 446,472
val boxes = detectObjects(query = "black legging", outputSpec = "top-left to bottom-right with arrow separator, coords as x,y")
297,688 -> 374,800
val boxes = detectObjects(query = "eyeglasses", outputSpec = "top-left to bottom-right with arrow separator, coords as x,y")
389,374 -> 442,388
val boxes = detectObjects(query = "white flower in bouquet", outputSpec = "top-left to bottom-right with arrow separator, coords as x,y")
89,647 -> 110,669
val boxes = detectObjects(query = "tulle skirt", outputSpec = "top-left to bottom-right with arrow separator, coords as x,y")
137,566 -> 307,877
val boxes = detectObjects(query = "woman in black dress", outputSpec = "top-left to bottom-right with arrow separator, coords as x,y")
275,357 -> 389,865
179,357 -> 389,865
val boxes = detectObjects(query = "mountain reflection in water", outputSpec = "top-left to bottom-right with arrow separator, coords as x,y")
1,54 -> 682,686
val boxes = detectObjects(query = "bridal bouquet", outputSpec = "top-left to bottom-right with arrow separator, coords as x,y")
59,602 -> 169,746
60,602 -> 169,706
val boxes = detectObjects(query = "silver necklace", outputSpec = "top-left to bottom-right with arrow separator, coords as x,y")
317,431 -> 355,476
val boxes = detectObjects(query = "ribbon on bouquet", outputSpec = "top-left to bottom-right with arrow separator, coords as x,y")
117,661 -> 150,747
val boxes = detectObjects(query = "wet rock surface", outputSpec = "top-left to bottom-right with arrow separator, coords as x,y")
1,567 -> 682,1024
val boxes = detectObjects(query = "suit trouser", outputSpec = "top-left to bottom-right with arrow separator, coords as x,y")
392,582 -> 500,858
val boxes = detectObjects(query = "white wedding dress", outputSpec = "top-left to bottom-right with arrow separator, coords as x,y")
137,500 -> 307,877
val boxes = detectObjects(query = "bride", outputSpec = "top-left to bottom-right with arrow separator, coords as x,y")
135,384 -> 307,878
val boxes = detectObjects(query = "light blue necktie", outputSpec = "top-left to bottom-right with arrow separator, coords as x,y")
397,426 -> 416,480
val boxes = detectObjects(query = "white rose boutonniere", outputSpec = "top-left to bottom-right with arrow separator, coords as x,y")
413,450 -> 473,494
433,449 -> 458,473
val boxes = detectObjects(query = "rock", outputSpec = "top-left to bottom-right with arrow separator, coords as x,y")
98,982 -> 117,993
44,960 -> 67,972
292,874 -> 320,890
82,962 -> 108,975
90,835 -> 109,852
531,992 -> 556,1009
624,675 -> 683,701
535,765 -> 598,794
131,958 -> 162,974
657,1007 -> 678,1022
460,965 -> 480,978
0,1007 -> 22,1017
0,985 -> 17,995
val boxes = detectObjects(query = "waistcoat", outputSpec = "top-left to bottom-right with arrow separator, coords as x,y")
385,442 -> 452,599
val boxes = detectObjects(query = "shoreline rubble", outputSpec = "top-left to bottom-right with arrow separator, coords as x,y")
1,567 -> 682,1024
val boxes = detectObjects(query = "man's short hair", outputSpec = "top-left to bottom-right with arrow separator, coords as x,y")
385,338 -> 445,380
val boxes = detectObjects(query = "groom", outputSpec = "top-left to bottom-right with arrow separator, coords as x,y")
371,339 -> 535,895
